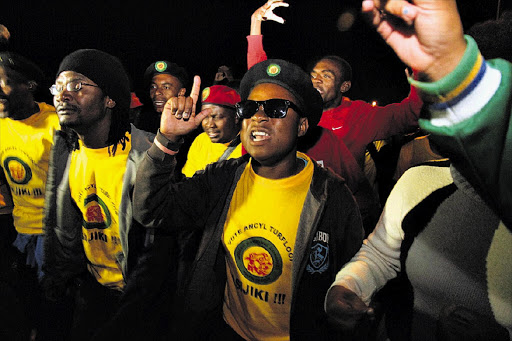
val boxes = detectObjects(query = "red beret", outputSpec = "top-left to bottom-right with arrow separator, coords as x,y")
201,85 -> 241,109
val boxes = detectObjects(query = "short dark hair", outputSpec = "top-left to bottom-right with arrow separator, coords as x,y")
309,55 -> 353,83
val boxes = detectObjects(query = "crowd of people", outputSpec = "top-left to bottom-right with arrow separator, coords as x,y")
0,0 -> 511,340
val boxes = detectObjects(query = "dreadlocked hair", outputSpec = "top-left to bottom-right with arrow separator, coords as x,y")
106,104 -> 131,156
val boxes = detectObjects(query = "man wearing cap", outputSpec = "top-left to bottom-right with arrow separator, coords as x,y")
130,58 -> 363,340
181,85 -> 242,177
41,49 -> 154,340
0,51 -> 60,339
133,60 -> 188,133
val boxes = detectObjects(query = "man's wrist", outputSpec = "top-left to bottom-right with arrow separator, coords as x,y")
423,39 -> 467,83
409,36 -> 478,101
155,130 -> 183,154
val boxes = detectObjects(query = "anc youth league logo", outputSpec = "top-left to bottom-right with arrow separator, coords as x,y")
234,237 -> 283,285
202,87 -> 210,102
82,193 -> 111,230
155,61 -> 168,72
266,64 -> 281,77
4,157 -> 32,184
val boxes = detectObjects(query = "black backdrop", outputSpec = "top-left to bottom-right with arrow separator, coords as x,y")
3,0 -> 508,105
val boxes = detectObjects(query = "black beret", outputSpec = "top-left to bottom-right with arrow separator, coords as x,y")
0,51 -> 45,85
239,59 -> 323,127
143,60 -> 189,90
57,49 -> 131,114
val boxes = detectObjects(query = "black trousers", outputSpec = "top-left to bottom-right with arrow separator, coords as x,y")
70,273 -> 122,341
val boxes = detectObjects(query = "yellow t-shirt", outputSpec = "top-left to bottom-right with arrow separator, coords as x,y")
222,152 -> 314,341
182,132 -> 242,177
0,102 -> 60,234
69,135 -> 131,290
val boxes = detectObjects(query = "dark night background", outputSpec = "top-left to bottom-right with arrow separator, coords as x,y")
3,0 -> 510,106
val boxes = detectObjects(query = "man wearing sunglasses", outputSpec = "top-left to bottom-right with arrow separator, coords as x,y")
126,58 -> 364,340
246,1 -> 389,236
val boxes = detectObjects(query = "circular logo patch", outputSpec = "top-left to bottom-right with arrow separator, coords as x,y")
155,61 -> 168,72
266,64 -> 281,77
82,194 -> 111,230
234,237 -> 283,285
4,157 -> 32,185
202,87 -> 210,102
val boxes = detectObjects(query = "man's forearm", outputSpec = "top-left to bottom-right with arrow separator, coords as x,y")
133,131 -> 180,229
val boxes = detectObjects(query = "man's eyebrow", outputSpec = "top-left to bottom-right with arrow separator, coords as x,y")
153,81 -> 178,86
320,69 -> 336,76
56,77 -> 85,83
311,68 -> 336,75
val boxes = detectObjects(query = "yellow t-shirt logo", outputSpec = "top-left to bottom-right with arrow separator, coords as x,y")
234,237 -> 282,285
4,157 -> 32,184
83,193 -> 111,229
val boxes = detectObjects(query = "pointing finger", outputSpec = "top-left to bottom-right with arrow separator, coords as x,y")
189,75 -> 201,115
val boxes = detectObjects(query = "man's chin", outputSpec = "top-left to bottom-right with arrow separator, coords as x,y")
152,103 -> 165,113
58,118 -> 77,129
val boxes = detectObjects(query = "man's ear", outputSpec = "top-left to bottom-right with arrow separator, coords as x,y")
340,80 -> 351,94
298,117 -> 309,137
178,88 -> 186,97
106,97 -> 116,109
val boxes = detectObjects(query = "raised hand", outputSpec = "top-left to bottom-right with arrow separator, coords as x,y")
251,0 -> 289,35
361,0 -> 467,82
160,75 -> 210,142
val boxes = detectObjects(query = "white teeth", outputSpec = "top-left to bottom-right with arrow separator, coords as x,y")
252,131 -> 269,141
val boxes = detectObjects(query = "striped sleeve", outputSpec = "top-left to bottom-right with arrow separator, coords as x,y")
410,36 -> 502,128
409,35 -> 512,228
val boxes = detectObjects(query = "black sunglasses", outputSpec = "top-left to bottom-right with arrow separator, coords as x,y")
235,99 -> 303,119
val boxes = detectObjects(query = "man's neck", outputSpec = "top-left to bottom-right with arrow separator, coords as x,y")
322,96 -> 343,112
78,134 -> 109,149
251,153 -> 305,180
75,123 -> 112,149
